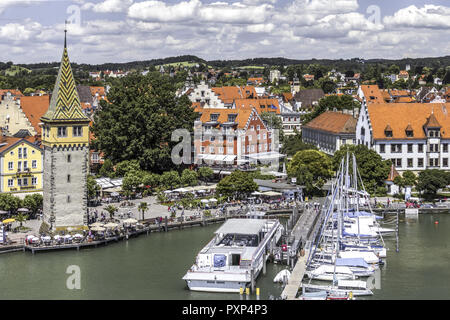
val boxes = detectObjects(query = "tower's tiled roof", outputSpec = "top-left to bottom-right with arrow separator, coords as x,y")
41,37 -> 89,123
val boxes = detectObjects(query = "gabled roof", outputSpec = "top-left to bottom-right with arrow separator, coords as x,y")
0,89 -> 23,97
303,111 -> 357,134
424,112 -> 441,128
234,98 -> 280,114
20,95 -> 50,135
0,136 -> 41,155
360,85 -> 384,104
293,89 -> 325,108
405,123 -> 413,132
77,85 -> 93,104
211,86 -> 257,104
198,108 -> 256,129
386,164 -> 400,182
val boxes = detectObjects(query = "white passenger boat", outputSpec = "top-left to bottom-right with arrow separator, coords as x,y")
183,218 -> 283,292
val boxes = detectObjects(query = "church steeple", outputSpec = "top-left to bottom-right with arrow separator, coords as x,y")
41,28 -> 89,123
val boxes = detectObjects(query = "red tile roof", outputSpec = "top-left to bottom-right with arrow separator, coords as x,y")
20,95 -> 50,135
303,111 -> 357,134
367,103 -> 450,140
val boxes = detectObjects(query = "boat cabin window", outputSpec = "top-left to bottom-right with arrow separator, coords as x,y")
231,254 -> 241,266
218,233 -> 258,247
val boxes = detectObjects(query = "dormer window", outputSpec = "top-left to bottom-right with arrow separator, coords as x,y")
227,114 -> 237,122
384,124 -> 393,138
405,124 -> 413,137
210,114 -> 219,122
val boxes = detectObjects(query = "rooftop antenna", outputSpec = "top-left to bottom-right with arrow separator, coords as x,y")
64,20 -> 68,48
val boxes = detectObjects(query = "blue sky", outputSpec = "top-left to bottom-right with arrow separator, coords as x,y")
0,0 -> 449,64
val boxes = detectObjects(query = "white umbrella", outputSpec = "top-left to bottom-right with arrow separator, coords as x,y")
89,222 -> 104,227
26,235 -> 35,240
64,235 -> 72,239
31,237 -> 39,242
54,235 -> 62,240
123,218 -> 137,224
73,234 -> 83,238
104,222 -> 119,229
17,208 -> 29,213
209,198 -> 218,202
201,199 -> 209,203
90,226 -> 106,232
41,236 -> 51,241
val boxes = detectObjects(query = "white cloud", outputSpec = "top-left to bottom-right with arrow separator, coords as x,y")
128,0 -> 201,22
246,23 -> 275,33
83,0 -> 133,13
128,0 -> 272,24
384,5 -> 450,29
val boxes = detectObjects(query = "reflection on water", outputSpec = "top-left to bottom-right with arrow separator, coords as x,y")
0,214 -> 449,300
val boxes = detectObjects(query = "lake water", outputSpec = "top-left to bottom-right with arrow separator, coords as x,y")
0,213 -> 449,300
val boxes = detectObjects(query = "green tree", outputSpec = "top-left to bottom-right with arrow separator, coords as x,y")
87,175 -> 101,200
142,172 -> 161,191
197,167 -> 214,184
122,170 -> 143,193
180,169 -> 198,186
99,158 -> 115,178
22,193 -> 43,217
416,169 -> 448,198
281,131 -> 317,156
138,202 -> 149,221
288,150 -> 333,195
216,170 -> 258,199
303,95 -> 360,124
0,193 -> 22,215
115,160 -> 140,177
14,212 -> 28,228
160,170 -> 181,190
320,79 -> 337,94
393,170 -> 417,191
333,145 -> 391,195
92,72 -> 198,173
104,205 -> 118,219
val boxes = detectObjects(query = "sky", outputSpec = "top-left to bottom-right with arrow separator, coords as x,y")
0,0 -> 449,64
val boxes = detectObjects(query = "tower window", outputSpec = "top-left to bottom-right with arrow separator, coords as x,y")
73,126 -> 83,137
67,155 -> 71,163
67,195 -> 71,203
57,127 -> 67,137
67,174 -> 71,183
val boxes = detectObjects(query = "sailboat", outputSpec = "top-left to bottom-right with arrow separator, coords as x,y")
301,152 -> 389,298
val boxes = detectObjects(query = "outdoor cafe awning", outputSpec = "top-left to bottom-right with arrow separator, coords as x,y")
247,152 -> 286,161
262,191 -> 282,197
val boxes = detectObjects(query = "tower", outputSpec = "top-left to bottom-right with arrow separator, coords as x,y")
40,28 -> 90,231
291,73 -> 300,94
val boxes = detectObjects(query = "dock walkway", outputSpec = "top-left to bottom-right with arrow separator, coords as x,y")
281,206 -> 322,300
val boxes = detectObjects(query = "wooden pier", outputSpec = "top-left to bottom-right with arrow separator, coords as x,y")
280,206 -> 323,300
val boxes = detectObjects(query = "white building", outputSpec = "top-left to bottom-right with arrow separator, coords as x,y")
302,111 -> 357,155
356,101 -> 450,172
269,69 -> 281,84
188,81 -> 225,108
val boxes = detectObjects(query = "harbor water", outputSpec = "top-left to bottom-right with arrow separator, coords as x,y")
0,213 -> 449,300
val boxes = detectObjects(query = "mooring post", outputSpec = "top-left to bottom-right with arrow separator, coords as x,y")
396,209 -> 399,252
250,269 -> 255,293
165,216 -> 168,232
263,253 -> 267,275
